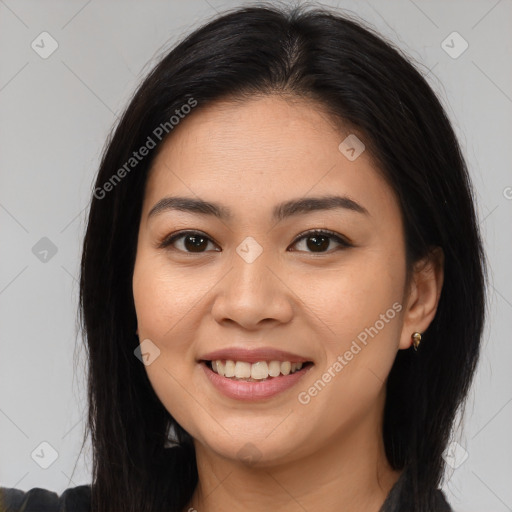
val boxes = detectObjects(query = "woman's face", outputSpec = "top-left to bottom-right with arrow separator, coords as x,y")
132,94 -> 412,465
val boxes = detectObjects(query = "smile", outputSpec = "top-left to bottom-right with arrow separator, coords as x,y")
200,359 -> 314,401
208,359 -> 309,380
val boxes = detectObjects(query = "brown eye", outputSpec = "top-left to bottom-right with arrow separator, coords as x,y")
158,229 -> 351,254
159,231 -> 219,253
290,230 -> 352,253
181,234 -> 209,252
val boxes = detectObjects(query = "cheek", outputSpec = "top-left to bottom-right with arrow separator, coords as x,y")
314,254 -> 405,395
300,275 -> 403,430
319,258 -> 403,338
132,253 -> 199,395
133,253 -> 204,434
133,250 -> 205,339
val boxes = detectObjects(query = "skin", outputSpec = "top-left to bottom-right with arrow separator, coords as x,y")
132,94 -> 444,512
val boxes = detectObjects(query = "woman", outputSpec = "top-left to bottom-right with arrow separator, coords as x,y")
1,3 -> 486,511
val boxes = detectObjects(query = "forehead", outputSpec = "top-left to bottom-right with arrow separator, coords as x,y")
154,95 -> 344,162
143,95 -> 398,223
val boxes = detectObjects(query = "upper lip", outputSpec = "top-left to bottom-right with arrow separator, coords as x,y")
199,347 -> 312,364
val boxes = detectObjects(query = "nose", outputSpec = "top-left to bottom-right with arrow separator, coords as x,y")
210,248 -> 294,331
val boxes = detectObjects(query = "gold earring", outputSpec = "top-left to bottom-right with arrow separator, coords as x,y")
412,332 -> 422,351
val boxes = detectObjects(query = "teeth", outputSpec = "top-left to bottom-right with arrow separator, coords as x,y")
268,360 -> 281,377
210,359 -> 306,379
251,361 -> 268,380
225,360 -> 236,378
234,361 -> 251,379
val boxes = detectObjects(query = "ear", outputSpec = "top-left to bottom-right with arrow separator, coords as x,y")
399,247 -> 444,350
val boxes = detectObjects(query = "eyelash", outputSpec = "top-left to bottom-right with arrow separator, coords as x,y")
157,229 -> 353,254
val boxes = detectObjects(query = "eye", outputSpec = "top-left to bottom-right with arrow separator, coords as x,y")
158,230 -> 220,253
158,229 -> 352,254
289,229 -> 352,253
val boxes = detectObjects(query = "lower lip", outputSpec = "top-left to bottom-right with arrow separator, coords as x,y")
200,362 -> 312,401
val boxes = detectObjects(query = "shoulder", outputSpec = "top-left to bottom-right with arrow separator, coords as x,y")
0,484 -> 91,512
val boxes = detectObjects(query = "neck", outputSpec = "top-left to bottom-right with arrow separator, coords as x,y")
185,402 -> 401,512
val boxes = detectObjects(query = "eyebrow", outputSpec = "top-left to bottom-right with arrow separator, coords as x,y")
147,194 -> 369,222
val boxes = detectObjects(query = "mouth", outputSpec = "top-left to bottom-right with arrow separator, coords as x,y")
198,348 -> 314,401
201,359 -> 314,382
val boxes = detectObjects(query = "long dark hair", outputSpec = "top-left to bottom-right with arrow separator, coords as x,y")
78,3 -> 487,511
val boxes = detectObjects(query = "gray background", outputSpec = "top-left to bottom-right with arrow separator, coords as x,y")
1,1 -> 511,511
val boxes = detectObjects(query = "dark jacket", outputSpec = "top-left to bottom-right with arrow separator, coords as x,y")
0,474 -> 452,511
